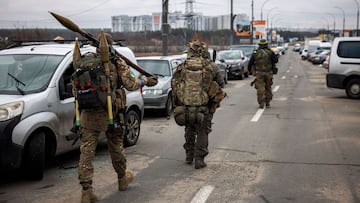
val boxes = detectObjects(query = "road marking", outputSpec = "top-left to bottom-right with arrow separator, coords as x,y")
251,108 -> 265,122
281,76 -> 286,79
273,85 -> 280,92
190,185 -> 215,203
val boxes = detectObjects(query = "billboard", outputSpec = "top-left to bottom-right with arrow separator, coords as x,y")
235,20 -> 251,37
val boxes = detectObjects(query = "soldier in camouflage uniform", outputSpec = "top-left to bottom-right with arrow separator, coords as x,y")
248,39 -> 278,108
75,33 -> 157,203
176,41 -> 225,169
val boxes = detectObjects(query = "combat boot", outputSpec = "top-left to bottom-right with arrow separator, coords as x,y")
194,159 -> 207,169
266,103 -> 270,108
186,151 -> 194,164
259,104 -> 264,109
118,170 -> 134,191
81,189 -> 97,203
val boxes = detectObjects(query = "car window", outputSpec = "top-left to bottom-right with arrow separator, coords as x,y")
218,51 -> 242,60
337,41 -> 360,58
0,54 -> 63,94
137,60 -> 171,76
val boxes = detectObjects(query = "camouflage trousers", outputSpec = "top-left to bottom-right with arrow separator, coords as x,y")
78,126 -> 126,189
183,112 -> 213,159
254,72 -> 273,105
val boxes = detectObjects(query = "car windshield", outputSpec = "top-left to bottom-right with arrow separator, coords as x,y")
0,54 -> 63,95
137,60 -> 171,76
230,46 -> 255,56
218,51 -> 242,60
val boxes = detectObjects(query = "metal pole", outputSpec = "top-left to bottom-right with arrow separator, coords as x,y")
230,0 -> 233,46
251,0 -> 254,44
334,6 -> 345,37
261,0 -> 270,20
162,0 -> 169,56
354,0 -> 359,36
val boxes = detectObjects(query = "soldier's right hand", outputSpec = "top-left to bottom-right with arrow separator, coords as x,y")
144,76 -> 158,87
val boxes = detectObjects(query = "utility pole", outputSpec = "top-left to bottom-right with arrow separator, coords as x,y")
162,0 -> 169,56
250,0 -> 254,44
230,0 -> 234,46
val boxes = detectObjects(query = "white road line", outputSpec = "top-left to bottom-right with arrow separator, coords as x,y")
273,85 -> 280,92
251,108 -> 265,122
190,185 -> 215,203
281,76 -> 286,79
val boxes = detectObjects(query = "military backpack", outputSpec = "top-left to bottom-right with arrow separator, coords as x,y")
71,53 -> 115,110
171,56 -> 213,125
254,48 -> 273,71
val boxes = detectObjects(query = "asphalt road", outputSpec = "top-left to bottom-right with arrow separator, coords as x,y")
0,48 -> 359,203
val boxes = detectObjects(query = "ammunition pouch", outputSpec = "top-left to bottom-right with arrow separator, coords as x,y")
173,106 -> 208,126
207,81 -> 226,113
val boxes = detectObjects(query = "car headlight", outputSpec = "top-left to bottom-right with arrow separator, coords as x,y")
142,89 -> 164,96
0,101 -> 24,121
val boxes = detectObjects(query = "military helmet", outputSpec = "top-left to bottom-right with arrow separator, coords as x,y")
186,40 -> 208,57
258,39 -> 268,45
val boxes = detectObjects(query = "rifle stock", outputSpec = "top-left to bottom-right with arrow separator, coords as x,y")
49,11 -> 154,77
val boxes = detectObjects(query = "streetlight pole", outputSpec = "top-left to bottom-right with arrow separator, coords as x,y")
334,6 -> 345,37
326,13 -> 336,39
251,0 -> 254,44
354,0 -> 359,36
230,0 -> 234,46
261,0 -> 270,20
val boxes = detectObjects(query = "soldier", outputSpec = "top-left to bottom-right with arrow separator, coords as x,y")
172,40 -> 225,169
73,33 -> 157,203
248,39 -> 278,108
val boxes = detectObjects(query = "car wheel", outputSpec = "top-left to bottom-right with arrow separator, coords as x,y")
345,78 -> 360,99
163,94 -> 173,116
123,110 -> 141,147
238,72 -> 243,80
24,131 -> 45,180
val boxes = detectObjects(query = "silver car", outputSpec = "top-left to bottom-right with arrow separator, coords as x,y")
136,55 -> 185,116
0,43 -> 144,180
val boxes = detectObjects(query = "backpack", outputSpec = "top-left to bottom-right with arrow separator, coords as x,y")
254,48 -> 272,71
71,53 -> 115,110
171,57 -> 213,126
172,57 -> 213,107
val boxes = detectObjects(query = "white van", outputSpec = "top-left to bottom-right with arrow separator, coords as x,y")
326,37 -> 360,99
0,42 -> 144,180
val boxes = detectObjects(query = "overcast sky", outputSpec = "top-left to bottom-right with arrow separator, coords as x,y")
0,0 -> 358,30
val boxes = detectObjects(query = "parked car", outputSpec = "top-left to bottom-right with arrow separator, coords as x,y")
307,49 -> 324,63
312,49 -> 330,64
322,54 -> 330,69
208,48 -> 228,84
136,55 -> 185,116
301,48 -> 309,60
326,37 -> 360,99
293,43 -> 301,51
0,42 -> 144,180
218,49 -> 249,80
229,44 -> 258,58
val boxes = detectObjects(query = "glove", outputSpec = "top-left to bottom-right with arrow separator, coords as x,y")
143,76 -> 158,87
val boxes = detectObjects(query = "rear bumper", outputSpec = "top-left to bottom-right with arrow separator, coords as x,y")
326,73 -> 346,89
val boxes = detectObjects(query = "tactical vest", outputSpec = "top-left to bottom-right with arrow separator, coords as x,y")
254,48 -> 272,71
72,54 -> 115,110
172,57 -> 213,106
